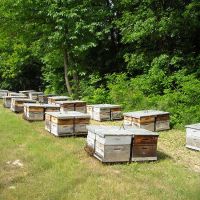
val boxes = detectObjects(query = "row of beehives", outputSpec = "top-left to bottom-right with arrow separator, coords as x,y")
1,89 -> 199,162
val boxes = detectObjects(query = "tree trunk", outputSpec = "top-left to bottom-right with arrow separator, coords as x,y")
63,48 -> 72,96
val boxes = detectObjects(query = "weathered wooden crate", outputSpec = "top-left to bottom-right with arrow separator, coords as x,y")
123,110 -> 170,131
3,96 -> 27,108
48,96 -> 71,104
86,125 -> 133,162
19,90 -> 35,97
24,103 -> 60,121
28,92 -> 44,101
10,98 -> 36,113
0,90 -> 9,98
185,123 -> 200,151
87,104 -> 123,121
128,128 -> 159,161
45,111 -> 90,136
56,100 -> 86,113
38,94 -> 56,103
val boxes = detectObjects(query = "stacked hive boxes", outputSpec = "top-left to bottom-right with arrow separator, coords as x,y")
29,92 -> 44,101
86,125 -> 133,162
48,96 -> 71,104
24,103 -> 60,121
0,90 -> 9,98
86,125 -> 159,162
56,100 -> 86,113
185,123 -> 200,151
38,94 -> 56,103
45,111 -> 90,136
123,110 -> 170,131
11,98 -> 36,112
3,95 -> 27,108
87,104 -> 122,121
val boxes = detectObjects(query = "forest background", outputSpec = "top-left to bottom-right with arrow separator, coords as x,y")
0,0 -> 200,127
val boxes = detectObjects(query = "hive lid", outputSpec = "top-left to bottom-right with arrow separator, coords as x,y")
48,96 -> 71,100
92,104 -> 121,108
45,111 -> 90,119
4,96 -> 26,99
185,123 -> 200,130
13,98 -> 36,102
124,126 -> 159,136
55,100 -> 86,105
87,125 -> 159,136
29,92 -> 44,95
87,125 -> 133,137
24,103 -> 60,108
0,89 -> 9,92
123,110 -> 169,118
19,90 -> 35,93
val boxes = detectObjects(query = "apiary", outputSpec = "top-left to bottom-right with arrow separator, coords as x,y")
23,103 -> 60,121
19,90 -> 35,97
85,125 -> 159,163
48,96 -> 71,104
45,111 -> 90,136
3,95 -> 27,108
38,94 -> 56,103
86,125 -> 133,162
10,98 -> 36,113
56,100 -> 86,113
0,90 -> 9,98
123,110 -> 170,131
28,92 -> 44,101
185,123 -> 200,151
87,104 -> 122,121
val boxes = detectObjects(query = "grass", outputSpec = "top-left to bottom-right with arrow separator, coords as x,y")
0,103 -> 200,200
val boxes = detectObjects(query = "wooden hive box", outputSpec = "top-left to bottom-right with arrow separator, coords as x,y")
28,92 -> 44,101
10,98 -> 37,113
185,123 -> 200,151
48,96 -> 71,104
86,125 -> 133,163
45,111 -> 90,137
127,127 -> 159,161
8,92 -> 22,96
38,94 -> 56,103
24,103 -> 60,121
123,110 -> 170,131
87,104 -> 123,121
19,90 -> 35,97
0,90 -> 9,98
56,100 -> 86,113
3,95 -> 27,108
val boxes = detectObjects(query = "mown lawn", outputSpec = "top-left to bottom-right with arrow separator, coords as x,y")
0,103 -> 200,200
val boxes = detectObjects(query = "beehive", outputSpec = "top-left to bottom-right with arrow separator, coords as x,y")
48,96 -> 71,104
87,104 -> 122,121
28,92 -> 44,101
56,100 -> 86,113
128,127 -> 159,161
123,110 -> 170,131
10,98 -> 36,113
3,96 -> 27,108
19,90 -> 35,97
0,90 -> 9,98
45,111 -> 90,136
185,123 -> 200,151
85,125 -> 159,163
8,92 -> 22,96
23,103 -> 60,121
38,94 -> 56,103
86,125 -> 133,162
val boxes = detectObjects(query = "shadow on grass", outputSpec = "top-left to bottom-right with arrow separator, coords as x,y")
157,150 -> 172,160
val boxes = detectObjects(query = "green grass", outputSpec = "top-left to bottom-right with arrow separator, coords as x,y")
0,103 -> 200,200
